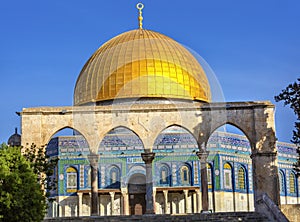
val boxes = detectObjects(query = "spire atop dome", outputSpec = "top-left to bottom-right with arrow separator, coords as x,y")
136,3 -> 144,29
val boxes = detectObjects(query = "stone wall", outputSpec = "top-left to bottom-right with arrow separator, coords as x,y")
44,212 -> 270,222
281,204 -> 300,222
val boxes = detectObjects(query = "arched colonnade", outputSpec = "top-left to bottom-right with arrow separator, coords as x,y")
20,101 -> 280,215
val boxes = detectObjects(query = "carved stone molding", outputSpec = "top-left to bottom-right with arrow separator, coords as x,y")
196,150 -> 209,163
141,152 -> 155,164
88,154 -> 100,167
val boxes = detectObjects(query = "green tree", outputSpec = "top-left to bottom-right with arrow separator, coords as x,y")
22,143 -> 58,194
275,78 -> 300,175
0,144 -> 46,222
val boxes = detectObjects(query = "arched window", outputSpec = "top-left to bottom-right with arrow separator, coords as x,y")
223,163 -> 232,189
237,166 -> 246,190
66,167 -> 77,190
279,171 -> 285,194
207,163 -> 213,189
289,172 -> 296,194
109,166 -> 120,188
160,165 -> 170,185
180,165 -> 191,185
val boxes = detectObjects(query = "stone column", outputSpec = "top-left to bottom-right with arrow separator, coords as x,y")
251,105 -> 281,207
193,192 -> 197,213
77,192 -> 83,216
196,150 -> 209,212
88,154 -> 100,216
121,189 -> 130,215
251,151 -> 280,206
153,187 -> 157,213
163,190 -> 169,214
109,192 -> 115,215
196,189 -> 202,213
183,190 -> 190,213
141,152 -> 155,214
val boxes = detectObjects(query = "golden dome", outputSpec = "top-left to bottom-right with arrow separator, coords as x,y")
74,29 -> 211,105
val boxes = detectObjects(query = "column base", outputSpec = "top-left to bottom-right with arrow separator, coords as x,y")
90,213 -> 99,217
145,210 -> 155,214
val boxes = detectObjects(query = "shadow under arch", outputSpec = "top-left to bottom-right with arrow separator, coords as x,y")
98,126 -> 145,155
126,165 -> 146,184
127,173 -> 146,215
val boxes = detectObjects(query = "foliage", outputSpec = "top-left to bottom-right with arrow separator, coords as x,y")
22,143 -> 58,194
0,144 -> 46,221
275,78 -> 300,175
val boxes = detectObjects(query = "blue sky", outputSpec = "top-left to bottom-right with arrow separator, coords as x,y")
0,0 -> 299,144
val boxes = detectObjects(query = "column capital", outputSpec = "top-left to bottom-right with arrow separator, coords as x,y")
121,191 -> 128,196
250,151 -> 277,159
183,189 -> 189,196
196,150 -> 209,163
121,188 -> 128,195
88,154 -> 100,167
141,152 -> 155,164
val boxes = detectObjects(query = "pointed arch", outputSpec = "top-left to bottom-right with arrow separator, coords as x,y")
46,126 -> 90,148
207,123 -> 252,163
46,127 -> 90,156
179,163 -> 192,186
106,165 -> 121,188
153,125 -> 198,152
98,126 -> 144,154
207,122 -> 254,149
158,164 -> 171,186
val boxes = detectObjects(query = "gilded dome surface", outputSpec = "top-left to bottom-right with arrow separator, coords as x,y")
74,29 -> 211,105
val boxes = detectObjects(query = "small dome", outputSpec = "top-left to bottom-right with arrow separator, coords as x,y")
74,29 -> 211,105
8,128 -> 21,147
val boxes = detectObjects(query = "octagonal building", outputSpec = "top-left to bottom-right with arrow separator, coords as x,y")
19,3 -> 296,219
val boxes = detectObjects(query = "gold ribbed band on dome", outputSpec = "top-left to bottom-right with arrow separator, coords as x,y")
74,29 -> 211,105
